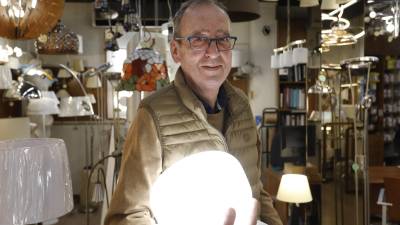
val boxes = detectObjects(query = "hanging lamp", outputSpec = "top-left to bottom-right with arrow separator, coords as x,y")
0,0 -> 64,40
219,0 -> 260,22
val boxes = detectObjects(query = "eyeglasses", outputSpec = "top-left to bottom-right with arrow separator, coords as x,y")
174,35 -> 237,51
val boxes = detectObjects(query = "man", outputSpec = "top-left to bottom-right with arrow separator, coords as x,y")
105,1 -> 283,225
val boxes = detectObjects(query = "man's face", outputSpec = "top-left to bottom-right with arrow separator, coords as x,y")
171,4 -> 232,92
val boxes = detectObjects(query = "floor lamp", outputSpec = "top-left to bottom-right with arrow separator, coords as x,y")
277,174 -> 313,225
340,56 -> 379,225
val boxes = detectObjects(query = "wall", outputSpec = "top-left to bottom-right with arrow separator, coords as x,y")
231,3 -> 278,117
39,3 -> 106,67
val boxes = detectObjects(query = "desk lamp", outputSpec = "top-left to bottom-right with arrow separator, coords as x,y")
0,138 -> 73,225
277,174 -> 313,225
150,151 -> 265,225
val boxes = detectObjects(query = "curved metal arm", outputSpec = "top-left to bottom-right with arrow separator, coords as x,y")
59,64 -> 90,97
340,56 -> 379,69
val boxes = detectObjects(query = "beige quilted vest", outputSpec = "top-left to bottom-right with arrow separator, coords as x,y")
140,70 -> 262,199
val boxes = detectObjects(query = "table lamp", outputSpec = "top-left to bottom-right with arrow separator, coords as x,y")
277,174 -> 313,225
0,138 -> 74,225
150,151 -> 264,225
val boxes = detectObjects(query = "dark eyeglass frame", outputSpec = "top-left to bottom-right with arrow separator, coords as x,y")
174,35 -> 238,51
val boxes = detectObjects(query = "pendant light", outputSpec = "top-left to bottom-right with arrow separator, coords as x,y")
220,0 -> 260,22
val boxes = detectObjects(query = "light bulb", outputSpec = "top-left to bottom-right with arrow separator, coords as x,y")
13,47 -> 22,57
6,45 -> 13,56
0,0 -> 7,7
369,10 -> 376,19
387,23 -> 395,33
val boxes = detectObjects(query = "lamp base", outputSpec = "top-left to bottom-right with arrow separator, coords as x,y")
288,204 -> 301,225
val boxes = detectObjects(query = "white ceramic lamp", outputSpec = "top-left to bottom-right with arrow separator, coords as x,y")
0,138 -> 74,225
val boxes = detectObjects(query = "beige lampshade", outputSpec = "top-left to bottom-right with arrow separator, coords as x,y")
220,0 -> 260,22
276,174 -> 312,204
321,0 -> 339,10
86,75 -> 102,88
299,0 -> 319,7
58,68 -> 72,78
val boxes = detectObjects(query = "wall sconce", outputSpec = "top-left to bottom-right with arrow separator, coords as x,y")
0,0 -> 64,39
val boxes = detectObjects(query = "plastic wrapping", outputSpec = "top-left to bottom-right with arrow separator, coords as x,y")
0,138 -> 74,225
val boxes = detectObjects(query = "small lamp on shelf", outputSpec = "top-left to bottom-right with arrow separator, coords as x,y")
277,174 -> 313,225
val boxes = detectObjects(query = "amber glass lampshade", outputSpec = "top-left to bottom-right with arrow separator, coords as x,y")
0,0 -> 64,40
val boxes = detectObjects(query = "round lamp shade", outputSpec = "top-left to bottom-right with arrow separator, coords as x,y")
220,0 -> 260,22
276,174 -> 312,204
150,151 -> 254,225
0,0 -> 64,40
0,138 -> 73,224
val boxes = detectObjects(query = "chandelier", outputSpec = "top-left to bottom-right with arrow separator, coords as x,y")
0,0 -> 64,39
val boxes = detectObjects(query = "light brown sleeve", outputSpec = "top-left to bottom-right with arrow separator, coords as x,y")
104,108 -> 162,225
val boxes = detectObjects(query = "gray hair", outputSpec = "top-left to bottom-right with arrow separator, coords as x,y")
173,0 -> 228,37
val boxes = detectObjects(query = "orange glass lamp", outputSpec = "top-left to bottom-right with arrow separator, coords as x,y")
118,48 -> 169,92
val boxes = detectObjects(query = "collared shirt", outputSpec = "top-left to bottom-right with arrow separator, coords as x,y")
196,87 -> 227,114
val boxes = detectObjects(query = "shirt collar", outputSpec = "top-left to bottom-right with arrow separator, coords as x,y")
196,87 -> 227,114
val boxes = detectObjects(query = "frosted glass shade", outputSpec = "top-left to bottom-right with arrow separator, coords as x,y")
0,138 -> 73,224
277,174 -> 312,204
282,50 -> 293,68
150,151 -> 254,225
321,0 -> 338,10
292,47 -> 308,65
0,65 -> 12,89
300,0 -> 319,7
271,54 -> 280,69
58,96 -> 94,117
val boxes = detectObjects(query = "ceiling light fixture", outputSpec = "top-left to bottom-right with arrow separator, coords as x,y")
0,0 -> 64,39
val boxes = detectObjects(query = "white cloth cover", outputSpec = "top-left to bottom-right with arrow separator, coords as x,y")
0,138 -> 74,224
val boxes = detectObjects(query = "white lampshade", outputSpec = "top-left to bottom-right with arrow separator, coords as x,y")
88,93 -> 96,104
321,0 -> 339,10
232,49 -> 248,68
292,47 -> 308,65
150,151 -> 255,225
58,96 -> 94,117
299,0 -> 319,7
86,75 -> 102,88
57,68 -> 72,78
0,65 -> 12,89
271,54 -> 280,69
27,98 -> 60,115
282,50 -> 293,68
0,138 -> 74,224
276,174 -> 312,204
